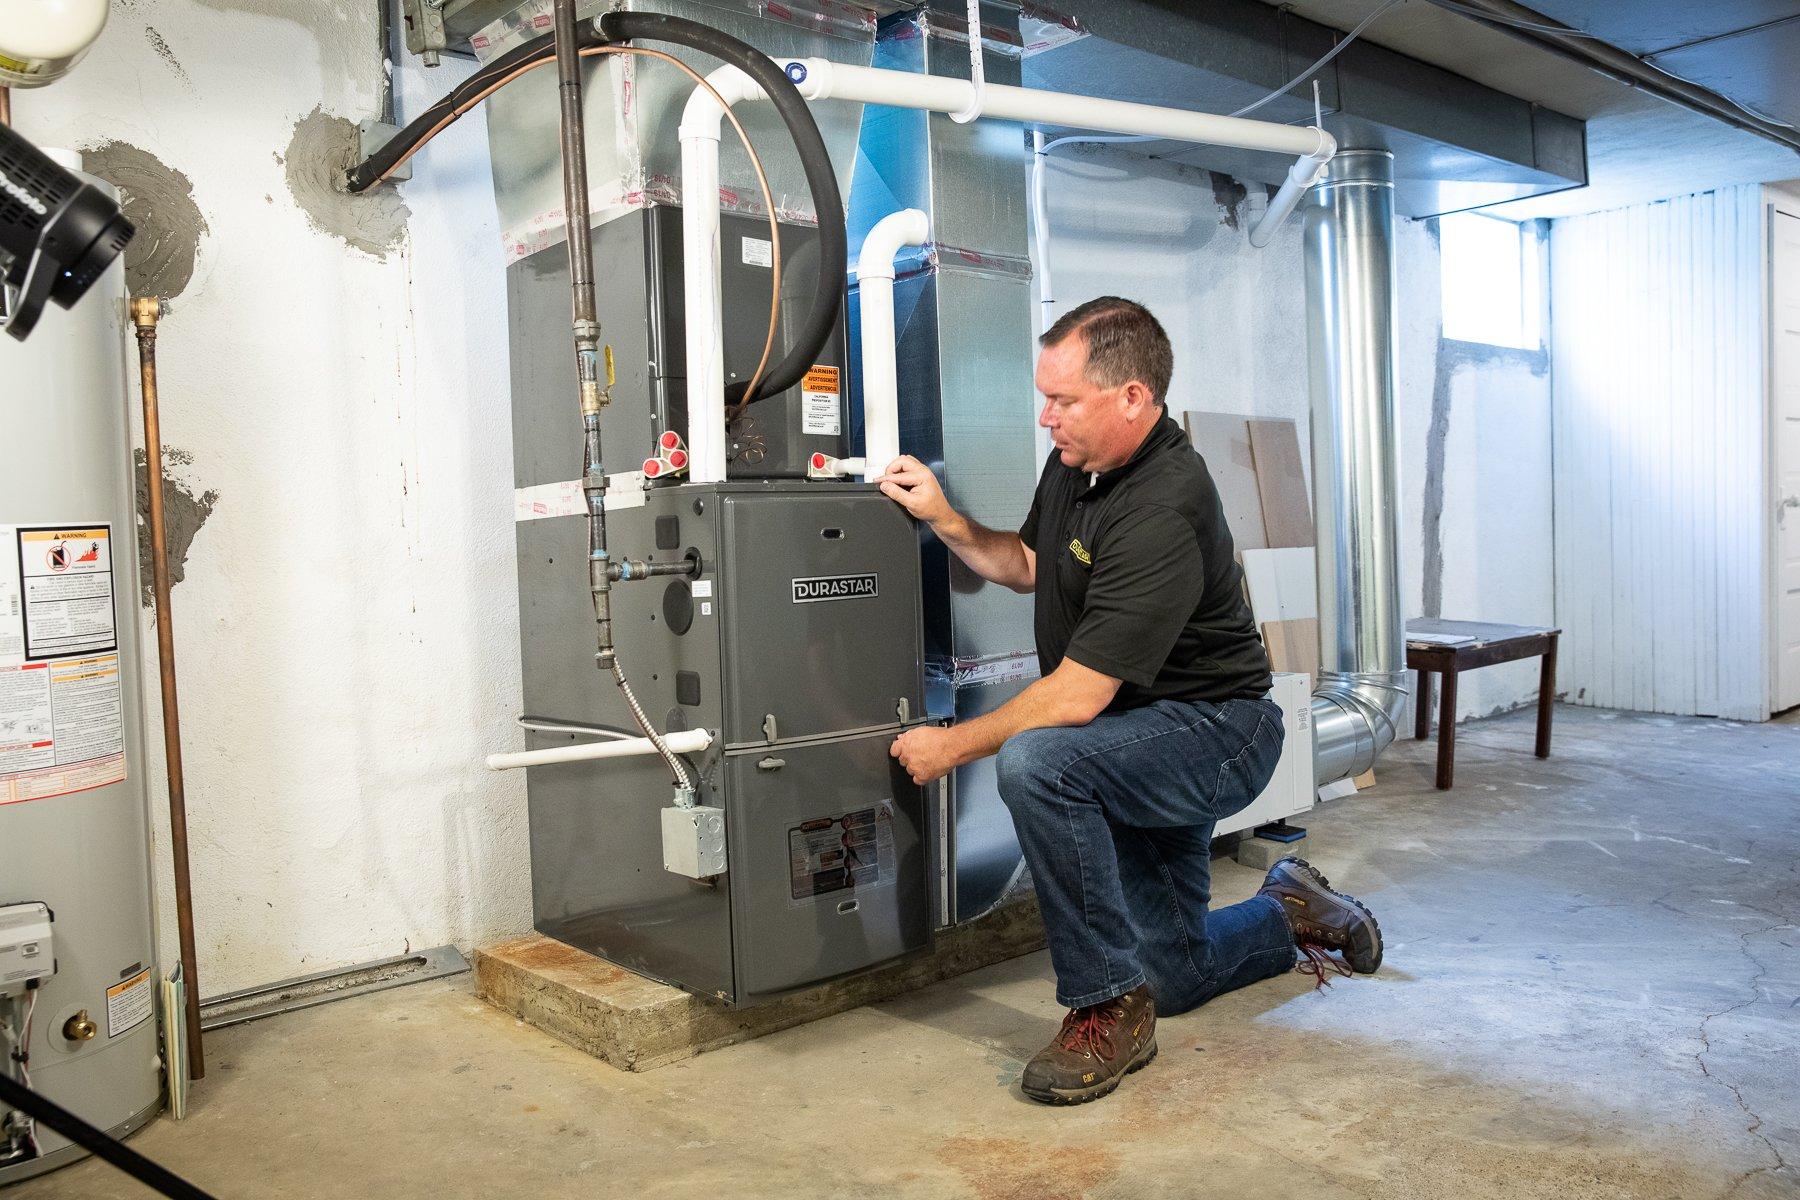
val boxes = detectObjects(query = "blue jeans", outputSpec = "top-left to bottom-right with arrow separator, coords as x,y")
996,696 -> 1295,1013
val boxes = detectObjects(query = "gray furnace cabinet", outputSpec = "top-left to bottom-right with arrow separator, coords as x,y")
516,481 -> 935,1005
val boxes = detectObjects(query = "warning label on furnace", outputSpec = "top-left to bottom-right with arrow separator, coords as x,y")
1,524 -> 127,806
789,802 -> 896,903
801,365 -> 841,437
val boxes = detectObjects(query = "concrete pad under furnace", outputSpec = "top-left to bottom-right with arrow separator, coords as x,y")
474,898 -> 1046,1071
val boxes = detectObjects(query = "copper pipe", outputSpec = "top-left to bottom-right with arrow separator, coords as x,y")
131,297 -> 205,1083
0,86 -> 12,126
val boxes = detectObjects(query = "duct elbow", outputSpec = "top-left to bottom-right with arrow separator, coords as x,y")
1309,671 -> 1409,787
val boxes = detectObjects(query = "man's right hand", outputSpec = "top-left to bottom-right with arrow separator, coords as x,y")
878,455 -> 954,528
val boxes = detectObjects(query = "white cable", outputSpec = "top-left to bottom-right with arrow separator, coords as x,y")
1425,0 -> 1608,37
950,0 -> 985,123
1040,132 -> 1159,154
18,992 -> 38,1156
1231,0 -> 1407,118
1029,129 -> 1053,336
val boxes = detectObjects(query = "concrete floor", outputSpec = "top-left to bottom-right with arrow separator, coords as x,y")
14,705 -> 1800,1200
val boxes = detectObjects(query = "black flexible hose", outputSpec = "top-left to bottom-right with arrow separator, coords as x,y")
596,10 -> 845,411
344,27 -> 589,193
0,1073 -> 218,1200
343,13 -> 846,413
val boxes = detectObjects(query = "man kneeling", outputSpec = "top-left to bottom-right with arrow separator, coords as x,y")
885,297 -> 1383,1105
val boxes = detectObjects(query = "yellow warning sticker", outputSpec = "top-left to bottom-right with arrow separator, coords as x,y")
106,967 -> 154,1039
802,366 -> 842,437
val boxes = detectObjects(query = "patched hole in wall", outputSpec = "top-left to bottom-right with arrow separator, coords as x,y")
133,447 -> 218,607
82,141 -> 209,301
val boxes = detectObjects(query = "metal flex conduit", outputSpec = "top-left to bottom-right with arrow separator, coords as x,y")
549,0 -> 692,794
1303,149 -> 1409,785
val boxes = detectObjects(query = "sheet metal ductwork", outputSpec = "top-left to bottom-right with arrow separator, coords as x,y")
848,3 -> 1040,924
1303,149 -> 1409,785
1025,0 -> 1587,218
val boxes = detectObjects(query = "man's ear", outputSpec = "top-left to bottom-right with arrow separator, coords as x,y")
1122,380 -> 1156,418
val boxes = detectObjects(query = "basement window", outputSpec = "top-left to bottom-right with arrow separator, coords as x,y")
1440,211 -> 1542,351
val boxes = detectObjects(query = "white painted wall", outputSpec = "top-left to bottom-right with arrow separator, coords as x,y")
1034,146 -> 1557,723
1549,185 -> 1770,721
18,3 -> 528,995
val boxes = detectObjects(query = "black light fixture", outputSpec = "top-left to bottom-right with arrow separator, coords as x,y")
0,122 -> 134,342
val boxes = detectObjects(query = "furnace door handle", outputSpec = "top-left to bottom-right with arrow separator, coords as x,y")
757,756 -> 786,771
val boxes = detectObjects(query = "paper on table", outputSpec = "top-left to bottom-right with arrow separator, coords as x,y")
1407,631 -> 1479,646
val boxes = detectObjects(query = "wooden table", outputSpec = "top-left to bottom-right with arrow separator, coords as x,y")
1407,620 -> 1561,790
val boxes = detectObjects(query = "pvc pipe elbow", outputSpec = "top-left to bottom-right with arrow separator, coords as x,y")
1247,137 -> 1337,249
857,208 -> 931,282
678,65 -> 765,142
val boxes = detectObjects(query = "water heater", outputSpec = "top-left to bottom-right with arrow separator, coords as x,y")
0,150 -> 162,1183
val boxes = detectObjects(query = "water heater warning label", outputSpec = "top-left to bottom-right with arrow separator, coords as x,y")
0,524 -> 126,806
789,802 -> 895,903
106,967 -> 154,1039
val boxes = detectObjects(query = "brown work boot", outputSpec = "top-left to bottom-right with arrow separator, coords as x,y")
1259,856 -> 1384,978
1019,984 -> 1157,1105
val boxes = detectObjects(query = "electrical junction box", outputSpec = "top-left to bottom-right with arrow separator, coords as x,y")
0,902 -> 53,997
662,805 -> 728,879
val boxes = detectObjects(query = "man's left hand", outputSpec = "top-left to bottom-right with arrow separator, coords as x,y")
891,726 -> 962,785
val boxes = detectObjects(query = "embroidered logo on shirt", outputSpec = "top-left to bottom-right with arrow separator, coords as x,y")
1068,537 -> 1092,565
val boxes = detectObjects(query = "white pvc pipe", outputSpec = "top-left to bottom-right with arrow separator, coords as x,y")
678,68 -> 765,484
857,208 -> 930,481
675,61 -> 1336,465
485,727 -> 713,772
808,453 -> 866,478
1249,149 -> 1332,249
784,58 -> 1333,160
1030,129 -> 1054,337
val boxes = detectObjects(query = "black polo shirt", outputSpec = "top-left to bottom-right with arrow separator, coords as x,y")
1019,413 -> 1272,709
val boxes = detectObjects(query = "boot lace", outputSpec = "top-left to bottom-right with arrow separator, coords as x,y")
1054,1001 -> 1122,1059
1295,941 -> 1353,990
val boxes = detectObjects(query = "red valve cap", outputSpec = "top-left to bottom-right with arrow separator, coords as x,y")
811,453 -> 827,470
668,450 -> 688,469
660,430 -> 682,451
643,458 -> 662,477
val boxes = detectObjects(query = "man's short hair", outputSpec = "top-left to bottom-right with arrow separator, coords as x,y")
1039,296 -> 1173,406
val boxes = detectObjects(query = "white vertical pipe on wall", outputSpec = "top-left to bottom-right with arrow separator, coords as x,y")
678,68 -> 765,483
857,208 -> 930,481
1549,185 -> 1769,720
